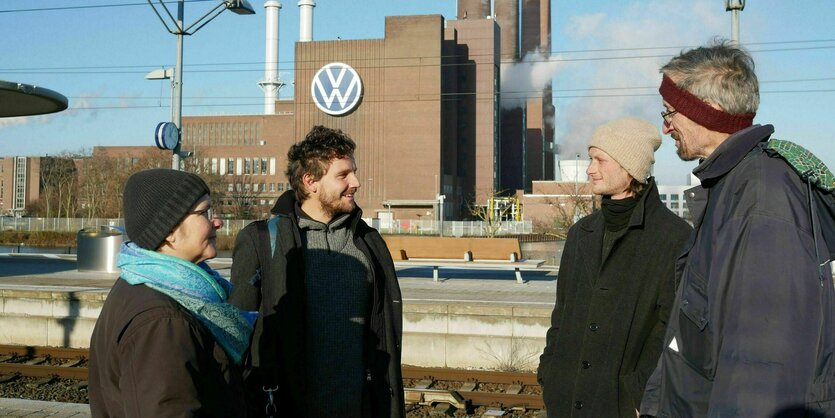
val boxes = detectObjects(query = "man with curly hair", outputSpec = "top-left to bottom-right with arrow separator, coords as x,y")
230,125 -> 404,418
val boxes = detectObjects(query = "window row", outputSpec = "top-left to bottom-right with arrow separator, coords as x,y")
225,182 -> 292,194
202,157 -> 277,176
183,122 -> 263,146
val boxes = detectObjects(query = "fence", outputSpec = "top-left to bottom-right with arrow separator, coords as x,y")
1,217 -> 532,237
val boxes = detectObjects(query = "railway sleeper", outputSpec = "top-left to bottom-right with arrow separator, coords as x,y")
25,376 -> 55,388
504,383 -> 522,394
431,402 -> 457,417
403,388 -> 467,409
60,359 -> 83,368
0,373 -> 19,383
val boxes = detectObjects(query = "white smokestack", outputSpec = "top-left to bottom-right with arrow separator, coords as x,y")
559,159 -> 590,183
298,0 -> 314,42
258,1 -> 284,115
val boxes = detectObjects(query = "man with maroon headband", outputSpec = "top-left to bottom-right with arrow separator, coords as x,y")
640,41 -> 835,417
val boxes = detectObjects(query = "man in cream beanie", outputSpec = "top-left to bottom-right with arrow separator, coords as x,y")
538,117 -> 692,418
588,117 -> 662,186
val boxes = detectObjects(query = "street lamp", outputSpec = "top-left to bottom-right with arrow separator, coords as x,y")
145,67 -> 174,120
147,0 -> 256,170
725,0 -> 745,45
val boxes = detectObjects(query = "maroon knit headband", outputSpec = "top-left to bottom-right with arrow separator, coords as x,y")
659,75 -> 755,134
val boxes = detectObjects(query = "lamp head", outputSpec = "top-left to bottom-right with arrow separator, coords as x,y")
226,0 -> 256,15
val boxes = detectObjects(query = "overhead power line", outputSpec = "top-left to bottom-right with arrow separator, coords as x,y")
63,87 -> 835,111
0,0 -> 213,13
3,42 -> 835,76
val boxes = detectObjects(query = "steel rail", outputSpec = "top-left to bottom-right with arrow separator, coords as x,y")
402,365 -> 538,386
0,363 -> 88,380
461,391 -> 544,410
0,344 -> 89,359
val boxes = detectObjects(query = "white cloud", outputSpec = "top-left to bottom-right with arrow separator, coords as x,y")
565,13 -> 607,38
555,0 -> 725,164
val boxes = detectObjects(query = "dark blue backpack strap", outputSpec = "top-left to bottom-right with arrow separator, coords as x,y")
267,216 -> 280,258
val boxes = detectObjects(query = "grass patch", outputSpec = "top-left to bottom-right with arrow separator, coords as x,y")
0,231 -> 238,251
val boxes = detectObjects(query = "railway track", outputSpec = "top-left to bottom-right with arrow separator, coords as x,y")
403,366 -> 543,412
0,345 -> 543,413
0,344 -> 89,381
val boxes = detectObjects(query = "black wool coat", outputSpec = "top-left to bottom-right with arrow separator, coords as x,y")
538,179 -> 691,418
230,190 -> 405,418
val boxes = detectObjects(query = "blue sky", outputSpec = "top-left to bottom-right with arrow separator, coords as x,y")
1,0 -> 834,185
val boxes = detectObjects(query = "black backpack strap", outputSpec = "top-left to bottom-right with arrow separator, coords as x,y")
253,219 -> 271,293
249,218 -> 283,417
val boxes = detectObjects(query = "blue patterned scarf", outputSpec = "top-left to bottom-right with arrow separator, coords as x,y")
117,242 -> 257,364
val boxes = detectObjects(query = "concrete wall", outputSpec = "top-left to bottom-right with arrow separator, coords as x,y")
0,289 -> 105,348
402,302 -> 549,371
0,289 -> 552,371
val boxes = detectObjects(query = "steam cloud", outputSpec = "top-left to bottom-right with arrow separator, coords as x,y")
500,50 -> 564,110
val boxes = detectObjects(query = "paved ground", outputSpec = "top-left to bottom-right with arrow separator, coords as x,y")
0,398 -> 90,417
0,253 -> 559,306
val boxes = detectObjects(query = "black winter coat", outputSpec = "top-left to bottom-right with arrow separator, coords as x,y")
89,279 -> 245,418
230,191 -> 405,418
538,179 -> 691,418
641,125 -> 835,417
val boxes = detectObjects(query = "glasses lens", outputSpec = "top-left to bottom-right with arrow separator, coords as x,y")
662,110 -> 676,126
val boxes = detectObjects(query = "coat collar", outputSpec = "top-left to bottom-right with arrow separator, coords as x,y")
579,177 -> 660,233
692,124 -> 774,184
575,178 -> 660,274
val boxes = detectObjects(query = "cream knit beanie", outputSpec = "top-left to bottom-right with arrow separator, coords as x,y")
587,117 -> 662,183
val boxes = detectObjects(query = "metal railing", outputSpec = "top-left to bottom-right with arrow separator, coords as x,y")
0,217 -> 532,237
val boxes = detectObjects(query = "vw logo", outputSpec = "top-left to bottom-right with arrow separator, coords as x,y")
311,62 -> 363,116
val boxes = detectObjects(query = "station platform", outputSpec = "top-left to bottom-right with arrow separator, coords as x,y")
0,397 -> 90,417
0,254 -> 558,371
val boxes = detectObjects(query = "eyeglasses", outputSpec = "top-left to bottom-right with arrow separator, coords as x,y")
661,109 -> 678,127
187,207 -> 218,220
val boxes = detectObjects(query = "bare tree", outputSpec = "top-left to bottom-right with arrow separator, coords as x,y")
38,156 -> 78,217
78,148 -> 169,218
532,193 -> 597,239
468,192 -> 518,238
226,175 -> 266,220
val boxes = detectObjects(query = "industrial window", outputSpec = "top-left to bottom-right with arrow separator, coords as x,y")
277,183 -> 284,192
253,158 -> 260,175
671,195 -> 679,201
261,158 -> 267,175
227,159 -> 235,175
269,183 -> 275,192
244,159 -> 251,175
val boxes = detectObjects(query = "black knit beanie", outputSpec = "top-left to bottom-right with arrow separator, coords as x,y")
123,168 -> 211,250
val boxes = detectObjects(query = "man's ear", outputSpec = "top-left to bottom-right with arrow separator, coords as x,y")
302,172 -> 318,194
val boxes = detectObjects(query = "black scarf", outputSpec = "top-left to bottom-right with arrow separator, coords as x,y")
601,195 -> 639,232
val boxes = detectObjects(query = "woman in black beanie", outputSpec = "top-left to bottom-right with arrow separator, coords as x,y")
88,168 -> 256,418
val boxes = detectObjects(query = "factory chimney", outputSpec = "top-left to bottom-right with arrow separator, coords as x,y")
258,1 -> 284,115
298,0 -> 314,42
